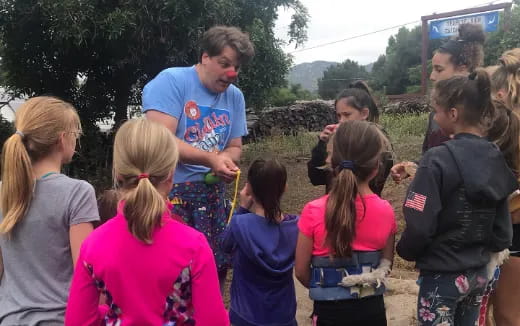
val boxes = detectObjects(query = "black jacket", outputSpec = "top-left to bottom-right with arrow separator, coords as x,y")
307,137 -> 394,196
397,133 -> 517,272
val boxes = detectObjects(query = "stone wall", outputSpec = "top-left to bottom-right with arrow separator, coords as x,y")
246,98 -> 429,141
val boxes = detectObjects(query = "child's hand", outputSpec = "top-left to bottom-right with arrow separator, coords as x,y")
391,161 -> 417,184
239,185 -> 253,210
319,124 -> 338,142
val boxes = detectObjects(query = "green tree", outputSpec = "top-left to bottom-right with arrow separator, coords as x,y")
269,83 -> 316,106
484,1 -> 520,65
369,26 -> 441,94
317,60 -> 369,100
0,0 -> 309,127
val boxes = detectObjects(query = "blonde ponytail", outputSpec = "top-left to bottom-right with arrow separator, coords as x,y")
113,119 -> 178,243
0,133 -> 34,233
0,97 -> 80,234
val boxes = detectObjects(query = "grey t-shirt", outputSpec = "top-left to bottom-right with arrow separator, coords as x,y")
0,174 -> 99,326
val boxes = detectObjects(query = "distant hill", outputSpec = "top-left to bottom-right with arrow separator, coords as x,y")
288,61 -> 375,92
288,61 -> 338,92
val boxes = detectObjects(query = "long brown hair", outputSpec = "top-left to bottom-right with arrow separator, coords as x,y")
325,121 -> 385,257
491,48 -> 520,111
487,100 -> 520,176
0,96 -> 80,234
247,158 -> 287,223
113,119 -> 178,243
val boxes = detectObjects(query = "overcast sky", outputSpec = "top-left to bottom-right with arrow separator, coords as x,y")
274,0 -> 505,66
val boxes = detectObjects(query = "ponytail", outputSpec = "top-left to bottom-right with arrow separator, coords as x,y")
113,119 -> 178,244
0,96 -> 80,234
0,134 -> 34,234
471,69 -> 495,122
325,167 -> 358,257
122,176 -> 167,243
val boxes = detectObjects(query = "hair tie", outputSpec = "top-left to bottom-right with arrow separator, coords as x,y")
339,160 -> 355,171
137,173 -> 149,180
15,130 -> 24,138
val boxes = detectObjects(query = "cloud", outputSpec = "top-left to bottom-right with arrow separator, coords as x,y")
276,0 -> 494,65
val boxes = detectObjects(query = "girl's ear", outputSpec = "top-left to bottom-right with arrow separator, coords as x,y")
245,182 -> 253,195
448,107 -> 459,122
56,132 -> 66,151
360,107 -> 370,120
455,64 -> 468,74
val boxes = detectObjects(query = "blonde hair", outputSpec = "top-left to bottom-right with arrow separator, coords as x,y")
0,96 -> 81,234
492,48 -> 520,111
113,119 -> 178,243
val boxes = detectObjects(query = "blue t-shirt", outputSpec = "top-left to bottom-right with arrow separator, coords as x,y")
142,66 -> 248,183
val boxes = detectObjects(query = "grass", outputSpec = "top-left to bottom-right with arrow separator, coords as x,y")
237,113 -> 429,272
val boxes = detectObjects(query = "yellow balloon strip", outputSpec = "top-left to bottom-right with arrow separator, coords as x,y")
227,169 -> 241,224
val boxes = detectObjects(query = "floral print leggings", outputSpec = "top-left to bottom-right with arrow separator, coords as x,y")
417,267 -> 488,326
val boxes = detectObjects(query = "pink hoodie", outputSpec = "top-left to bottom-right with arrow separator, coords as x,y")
65,206 -> 229,326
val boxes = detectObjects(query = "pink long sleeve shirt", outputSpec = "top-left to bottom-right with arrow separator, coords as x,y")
65,207 -> 229,326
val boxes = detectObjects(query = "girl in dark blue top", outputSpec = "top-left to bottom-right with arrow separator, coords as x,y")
222,158 -> 299,326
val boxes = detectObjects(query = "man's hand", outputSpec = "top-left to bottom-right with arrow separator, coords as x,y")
319,124 -> 338,142
391,161 -> 417,184
209,152 -> 239,183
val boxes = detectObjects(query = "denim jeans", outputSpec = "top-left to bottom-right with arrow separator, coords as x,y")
417,266 -> 488,326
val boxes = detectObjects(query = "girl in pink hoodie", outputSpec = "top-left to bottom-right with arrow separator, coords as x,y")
65,119 -> 229,326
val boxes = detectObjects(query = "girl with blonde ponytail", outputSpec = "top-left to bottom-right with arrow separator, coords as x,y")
66,119 -> 228,326
0,96 -> 99,325
296,121 -> 396,326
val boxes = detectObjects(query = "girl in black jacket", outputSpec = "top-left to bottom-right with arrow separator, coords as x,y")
397,69 -> 517,326
307,81 -> 393,195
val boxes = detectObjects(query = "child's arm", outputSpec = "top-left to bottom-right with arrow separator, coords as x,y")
295,232 -> 313,288
489,198 -> 513,252
396,157 -> 442,262
65,247 -> 102,326
191,234 -> 230,325
382,234 -> 395,267
221,219 -> 237,254
69,223 -> 94,267
307,139 -> 329,186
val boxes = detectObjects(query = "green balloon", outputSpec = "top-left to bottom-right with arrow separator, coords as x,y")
204,173 -> 220,185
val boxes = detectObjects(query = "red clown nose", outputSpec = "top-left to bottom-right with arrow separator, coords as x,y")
226,71 -> 238,79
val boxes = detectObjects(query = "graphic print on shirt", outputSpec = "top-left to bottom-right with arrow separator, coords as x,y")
183,100 -> 231,153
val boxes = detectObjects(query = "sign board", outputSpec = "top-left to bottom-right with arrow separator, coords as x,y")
429,11 -> 499,39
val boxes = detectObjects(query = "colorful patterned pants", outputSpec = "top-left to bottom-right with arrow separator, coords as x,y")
169,181 -> 231,272
417,267 -> 488,326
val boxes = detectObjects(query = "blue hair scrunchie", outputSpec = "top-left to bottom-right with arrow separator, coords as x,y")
339,160 -> 355,171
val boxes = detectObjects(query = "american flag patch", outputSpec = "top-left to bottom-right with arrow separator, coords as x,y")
405,192 -> 427,212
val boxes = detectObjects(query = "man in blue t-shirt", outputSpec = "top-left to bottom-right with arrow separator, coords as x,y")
142,26 -> 254,290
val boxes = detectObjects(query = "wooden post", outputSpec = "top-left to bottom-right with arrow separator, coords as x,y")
421,19 -> 429,96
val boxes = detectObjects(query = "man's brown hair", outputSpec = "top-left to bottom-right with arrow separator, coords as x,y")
199,26 -> 255,66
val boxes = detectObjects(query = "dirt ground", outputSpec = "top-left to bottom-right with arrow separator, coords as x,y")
226,156 -> 421,325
